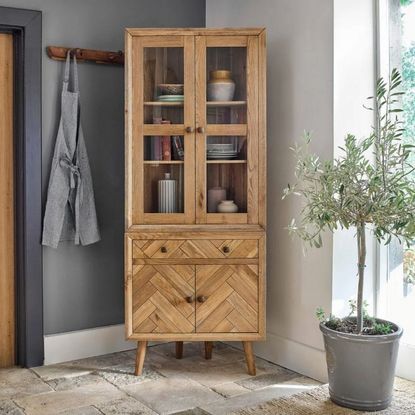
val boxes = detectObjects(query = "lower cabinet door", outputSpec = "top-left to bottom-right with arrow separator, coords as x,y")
132,264 -> 195,334
195,265 -> 259,333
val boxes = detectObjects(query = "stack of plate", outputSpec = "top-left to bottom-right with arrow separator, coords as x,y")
207,143 -> 238,160
157,95 -> 184,102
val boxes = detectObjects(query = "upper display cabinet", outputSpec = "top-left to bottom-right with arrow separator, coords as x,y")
125,29 -> 266,228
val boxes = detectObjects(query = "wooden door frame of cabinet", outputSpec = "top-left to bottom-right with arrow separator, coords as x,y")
194,35 -> 262,225
125,33 -> 195,227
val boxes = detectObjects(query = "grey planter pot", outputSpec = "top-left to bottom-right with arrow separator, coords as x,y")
320,319 -> 403,411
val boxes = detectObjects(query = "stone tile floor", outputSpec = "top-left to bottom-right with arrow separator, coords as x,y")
0,342 -> 321,415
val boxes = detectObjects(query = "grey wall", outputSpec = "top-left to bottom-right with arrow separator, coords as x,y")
207,0 -> 333,381
0,0 -> 205,334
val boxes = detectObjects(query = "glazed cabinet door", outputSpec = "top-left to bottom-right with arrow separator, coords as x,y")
195,35 -> 260,225
129,264 -> 195,334
126,34 -> 195,226
195,264 -> 259,333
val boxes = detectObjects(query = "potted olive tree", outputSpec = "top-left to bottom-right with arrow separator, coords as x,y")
283,69 -> 413,411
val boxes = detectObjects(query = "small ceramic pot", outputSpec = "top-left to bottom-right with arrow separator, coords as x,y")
217,200 -> 238,213
207,70 -> 235,101
208,187 -> 227,213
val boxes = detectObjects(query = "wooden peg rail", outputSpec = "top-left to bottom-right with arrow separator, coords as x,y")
47,46 -> 124,65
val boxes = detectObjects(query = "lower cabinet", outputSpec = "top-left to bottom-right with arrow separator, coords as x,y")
131,263 -> 259,335
125,232 -> 265,376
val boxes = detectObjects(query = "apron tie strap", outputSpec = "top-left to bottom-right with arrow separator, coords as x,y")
60,156 -> 82,244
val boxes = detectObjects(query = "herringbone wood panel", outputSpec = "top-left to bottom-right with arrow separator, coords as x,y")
195,265 -> 258,333
133,239 -> 258,259
132,264 -> 195,333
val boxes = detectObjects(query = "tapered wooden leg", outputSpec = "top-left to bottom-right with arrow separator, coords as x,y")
175,341 -> 183,359
204,341 -> 213,359
242,341 -> 256,376
135,341 -> 147,376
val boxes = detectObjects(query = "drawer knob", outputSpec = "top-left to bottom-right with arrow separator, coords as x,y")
185,295 -> 194,304
222,246 -> 230,253
185,126 -> 194,133
160,246 -> 167,253
197,295 -> 207,303
197,126 -> 205,134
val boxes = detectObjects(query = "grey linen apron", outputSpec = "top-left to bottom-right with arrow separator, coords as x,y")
42,52 -> 100,248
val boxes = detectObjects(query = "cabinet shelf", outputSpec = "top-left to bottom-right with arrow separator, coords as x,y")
144,101 -> 247,107
144,101 -> 183,107
206,159 -> 247,164
206,101 -> 246,107
143,160 -> 184,164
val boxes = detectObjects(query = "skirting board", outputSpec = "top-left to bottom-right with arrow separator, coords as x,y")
226,331 -> 328,383
44,324 -> 137,365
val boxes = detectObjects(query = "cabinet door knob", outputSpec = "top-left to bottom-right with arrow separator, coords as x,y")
197,126 -> 205,134
160,246 -> 167,253
222,246 -> 230,253
185,126 -> 194,133
197,295 -> 207,303
185,295 -> 194,304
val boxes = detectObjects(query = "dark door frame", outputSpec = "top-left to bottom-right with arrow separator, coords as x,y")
0,6 -> 43,367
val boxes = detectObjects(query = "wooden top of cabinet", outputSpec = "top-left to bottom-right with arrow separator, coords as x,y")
125,28 -> 266,36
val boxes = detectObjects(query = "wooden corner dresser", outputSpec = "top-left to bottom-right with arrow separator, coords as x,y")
124,28 -> 266,376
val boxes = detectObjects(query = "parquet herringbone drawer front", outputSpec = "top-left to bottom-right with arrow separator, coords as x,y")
131,263 -> 258,334
133,239 -> 258,259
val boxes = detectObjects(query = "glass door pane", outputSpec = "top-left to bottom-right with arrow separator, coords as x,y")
206,47 -> 247,125
206,136 -> 247,214
129,35 -> 194,225
144,135 -> 185,213
144,47 -> 184,125
195,36 -> 255,224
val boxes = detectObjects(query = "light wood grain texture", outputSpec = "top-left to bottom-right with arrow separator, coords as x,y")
247,36 -> 259,224
126,226 -> 264,235
205,124 -> 247,136
206,213 -> 248,224
175,341 -> 183,359
195,265 -> 258,333
143,124 -> 186,135
0,33 -> 15,368
125,31 -> 133,229
204,341 -> 213,359
258,235 -> 266,337
258,31 -> 267,227
135,341 -> 148,375
205,36 -> 248,47
126,28 -> 265,36
195,35 -> 207,224
133,258 -> 258,266
143,161 -> 184,165
206,101 -> 246,107
206,160 -> 247,164
132,36 -> 144,225
139,36 -> 184,47
183,35 -> 196,224
243,341 -> 256,376
131,264 -> 195,334
132,238 -> 258,259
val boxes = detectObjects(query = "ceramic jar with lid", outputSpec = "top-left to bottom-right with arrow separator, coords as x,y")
207,70 -> 235,101
217,200 -> 238,213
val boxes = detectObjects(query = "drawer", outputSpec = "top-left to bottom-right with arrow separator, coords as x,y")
132,239 -> 259,259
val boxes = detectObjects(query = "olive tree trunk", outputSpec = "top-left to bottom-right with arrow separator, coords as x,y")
356,222 -> 366,334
